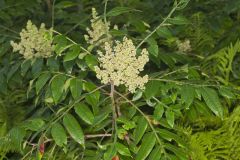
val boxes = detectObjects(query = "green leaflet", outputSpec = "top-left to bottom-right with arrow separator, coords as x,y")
136,132 -> 156,160
153,103 -> 164,121
180,85 -> 195,108
22,118 -> 45,131
70,78 -> 83,100
165,109 -> 175,128
63,113 -> 84,147
134,117 -> 148,144
147,146 -> 162,160
74,103 -> 94,125
51,74 -> 67,104
63,44 -> 80,62
35,72 -> 51,94
116,142 -> 131,157
144,81 -> 160,99
51,123 -> 67,147
199,87 -> 224,118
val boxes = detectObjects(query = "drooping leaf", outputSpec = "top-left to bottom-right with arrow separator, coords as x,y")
85,54 -> 98,71
35,72 -> 51,94
134,117 -> 148,144
63,113 -> 84,147
147,146 -> 162,160
51,123 -> 67,147
116,142 -> 131,157
136,132 -> 156,160
180,85 -> 195,108
51,74 -> 67,103
199,87 -> 224,118
144,81 -> 160,99
148,44 -> 159,57
23,118 -> 45,131
218,86 -> 235,99
70,78 -> 83,100
165,109 -> 175,128
164,143 -> 187,160
157,129 -> 187,147
74,103 -> 94,125
153,103 -> 164,121
64,44 -> 80,62
104,145 -> 117,160
156,27 -> 172,38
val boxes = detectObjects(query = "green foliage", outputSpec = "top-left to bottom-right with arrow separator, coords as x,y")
0,0 -> 240,159
189,106 -> 240,160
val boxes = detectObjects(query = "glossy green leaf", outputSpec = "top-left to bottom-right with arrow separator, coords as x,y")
144,81 -> 160,99
134,117 -> 148,144
85,54 -> 98,71
116,142 -> 131,157
132,90 -> 143,101
153,103 -> 164,121
70,78 -> 83,99
156,27 -> 172,38
51,74 -> 66,103
164,143 -> 187,160
104,145 -> 117,160
180,85 -> 195,108
148,44 -> 159,57
136,132 -> 156,160
21,59 -> 31,76
218,87 -> 235,99
74,103 -> 94,125
35,72 -> 51,94
23,118 -> 45,131
199,87 -> 223,118
148,146 -> 162,160
51,123 -> 67,147
166,109 -> 175,128
63,113 -> 84,146
64,45 -> 80,62
157,129 -> 187,147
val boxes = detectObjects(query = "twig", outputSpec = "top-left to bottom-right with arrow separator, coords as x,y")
114,90 -> 167,155
85,133 -> 112,139
110,82 -> 117,144
136,3 -> 179,49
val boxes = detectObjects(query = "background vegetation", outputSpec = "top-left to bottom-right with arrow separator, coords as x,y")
0,0 -> 240,159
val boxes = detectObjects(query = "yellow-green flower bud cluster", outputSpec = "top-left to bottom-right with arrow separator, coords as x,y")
84,8 -> 110,46
10,20 -> 53,59
177,39 -> 192,53
95,37 -> 149,93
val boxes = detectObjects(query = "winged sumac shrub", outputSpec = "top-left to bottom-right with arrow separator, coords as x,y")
0,0 -> 240,160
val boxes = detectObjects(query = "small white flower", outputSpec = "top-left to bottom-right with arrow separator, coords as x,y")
177,39 -> 192,52
84,8 -> 110,46
95,37 -> 149,93
11,20 -> 53,59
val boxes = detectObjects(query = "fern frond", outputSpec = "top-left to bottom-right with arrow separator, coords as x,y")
203,40 -> 240,84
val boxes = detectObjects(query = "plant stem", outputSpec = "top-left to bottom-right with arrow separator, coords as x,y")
114,90 -> 167,155
136,3 -> 179,49
110,82 -> 118,143
85,133 -> 112,139
103,0 -> 111,41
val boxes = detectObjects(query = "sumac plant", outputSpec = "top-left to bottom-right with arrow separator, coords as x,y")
0,0 -> 240,160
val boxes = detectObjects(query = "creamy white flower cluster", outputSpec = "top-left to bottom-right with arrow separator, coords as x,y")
84,8 -> 110,46
11,20 -> 53,59
177,39 -> 192,53
95,37 -> 149,93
